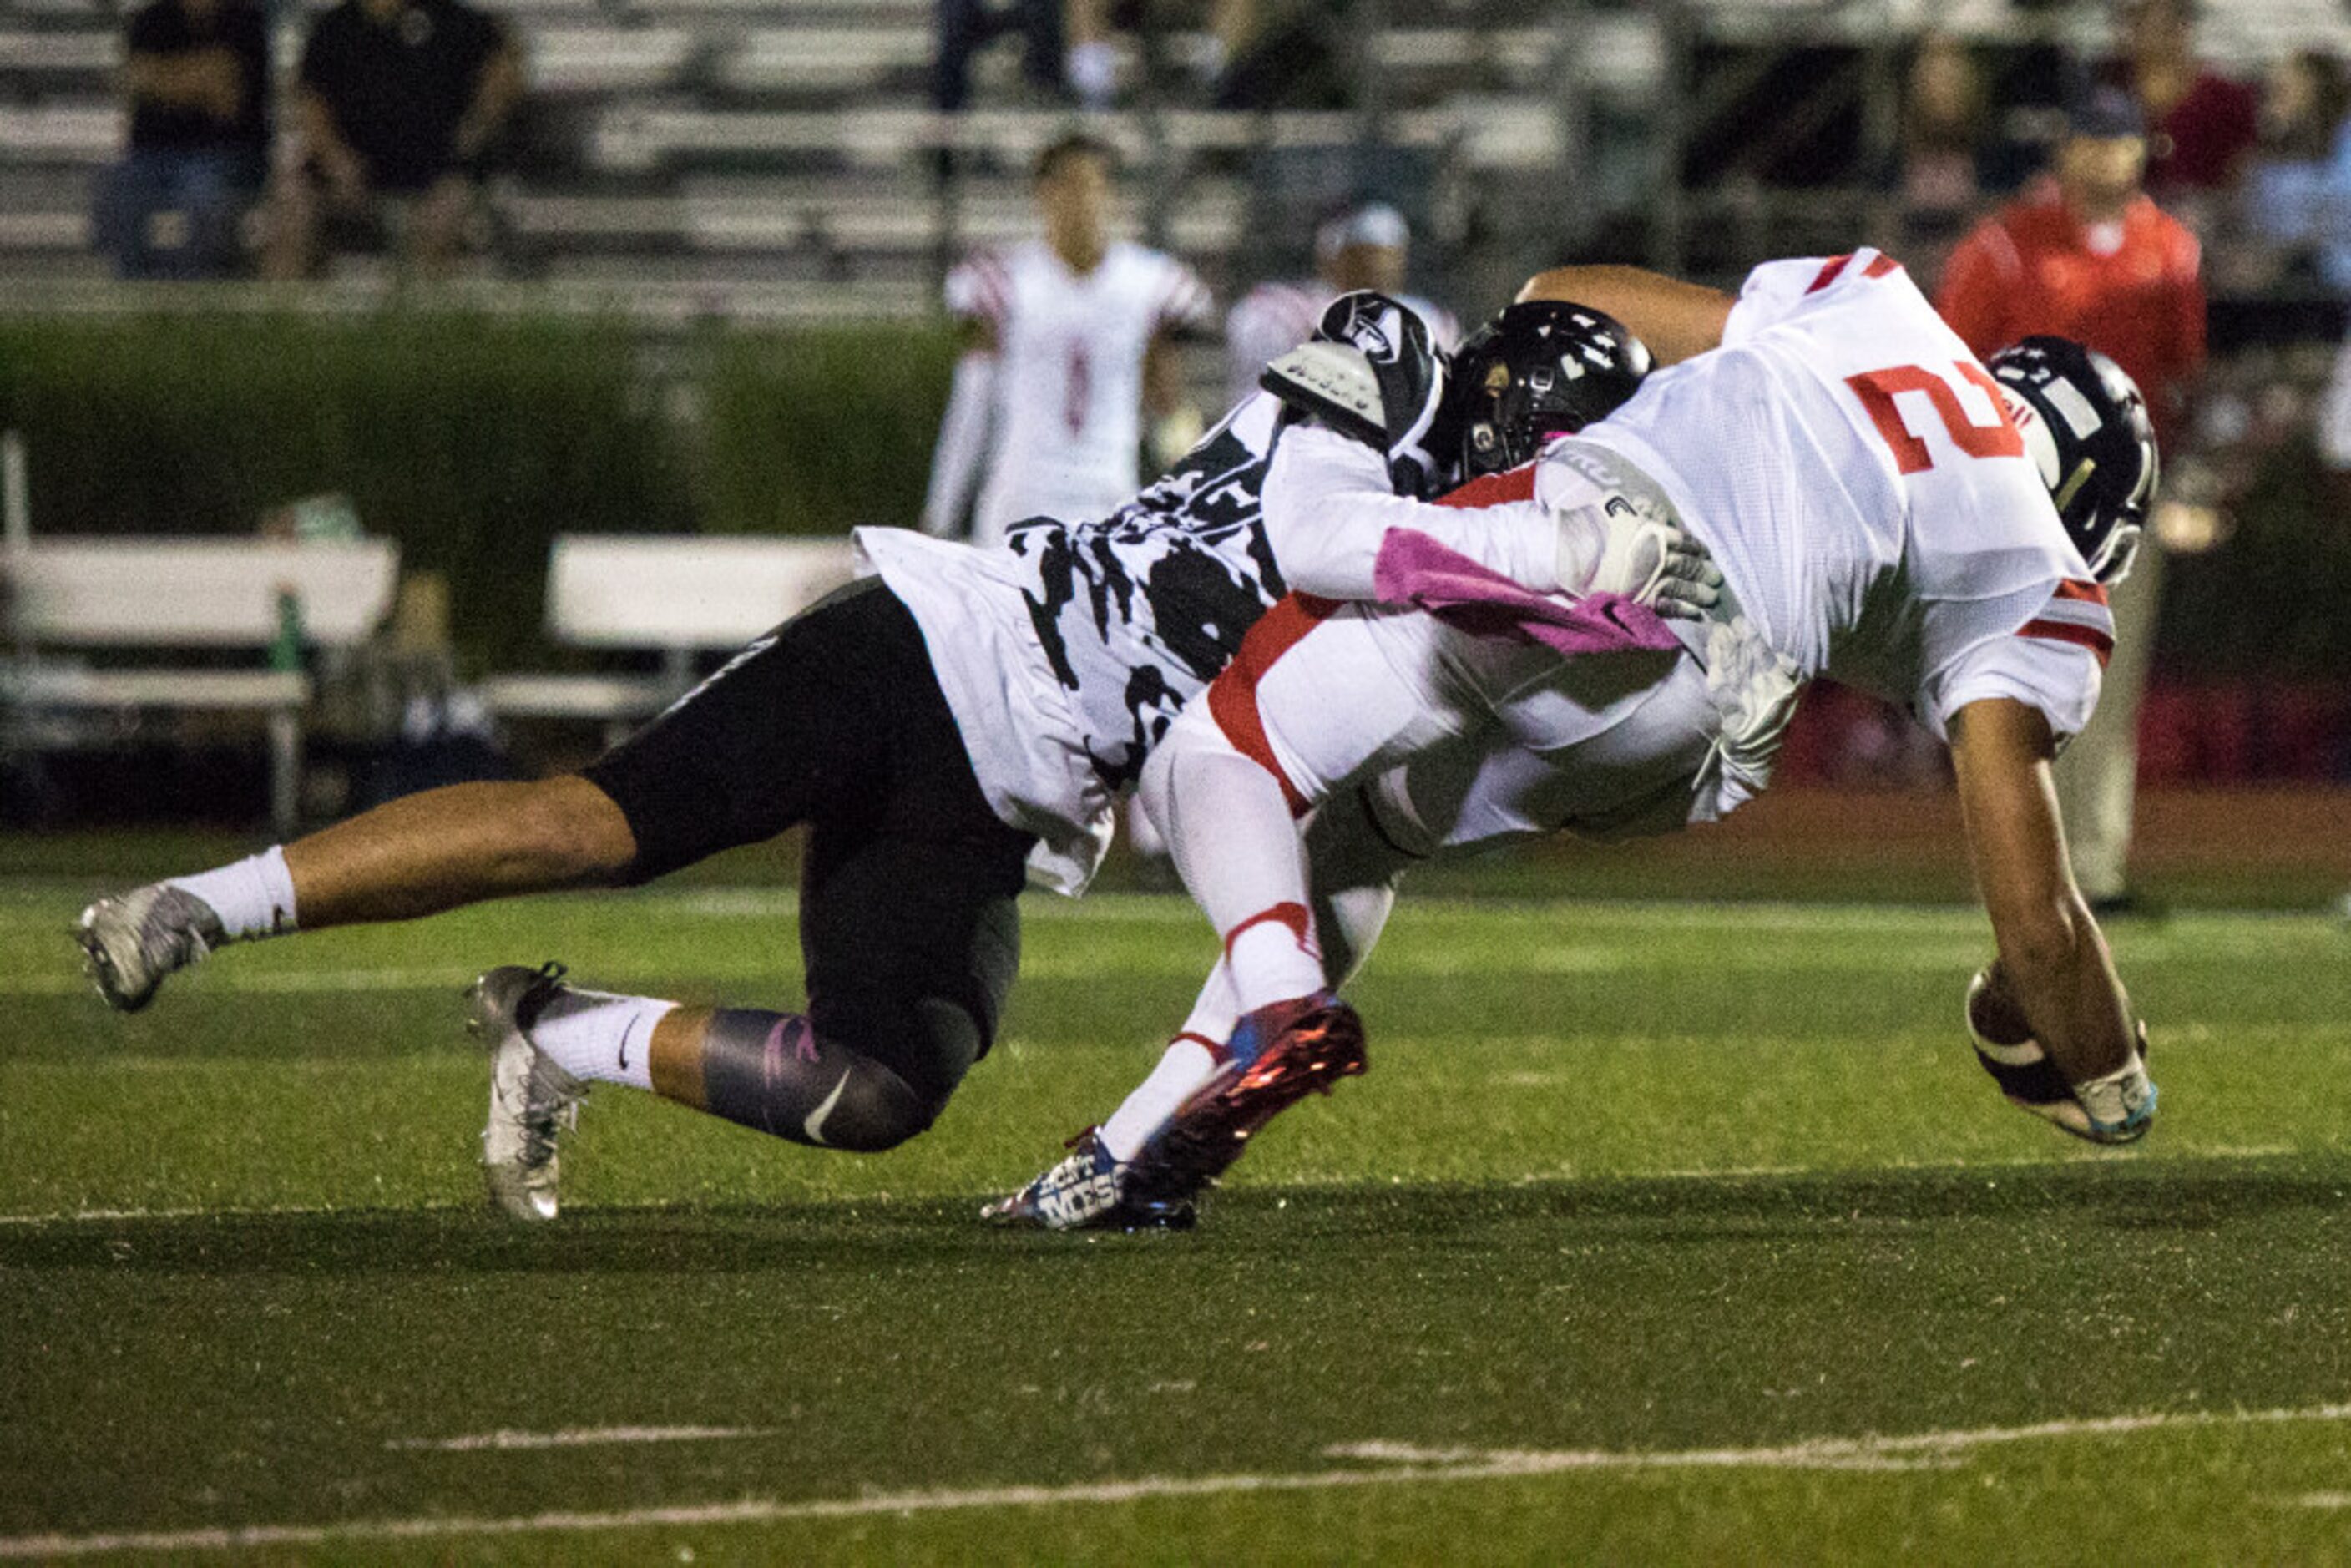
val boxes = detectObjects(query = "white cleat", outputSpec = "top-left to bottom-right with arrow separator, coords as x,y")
75,883 -> 226,1013
468,963 -> 586,1223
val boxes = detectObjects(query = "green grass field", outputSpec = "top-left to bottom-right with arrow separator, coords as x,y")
5,877 -> 2350,1563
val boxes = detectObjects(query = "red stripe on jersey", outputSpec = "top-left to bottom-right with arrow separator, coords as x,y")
1434,463 -> 1540,510
1808,251 -> 1899,295
1206,593 -> 1337,817
2053,579 -> 2109,606
2018,617 -> 2114,668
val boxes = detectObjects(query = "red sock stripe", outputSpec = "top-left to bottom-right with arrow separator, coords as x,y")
1222,902 -> 1313,963
1172,1029 -> 1229,1063
1206,593 -> 1336,817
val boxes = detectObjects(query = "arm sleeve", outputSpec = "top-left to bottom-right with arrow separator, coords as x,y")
1259,426 -> 1555,600
1919,625 -> 2105,746
921,350 -> 997,539
1720,256 -> 1827,342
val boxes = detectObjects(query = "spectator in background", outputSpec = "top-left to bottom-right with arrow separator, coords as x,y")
2244,51 -> 2351,291
935,0 -> 1074,114
2115,0 -> 2257,200
93,0 -> 270,278
1886,32 -> 1989,282
939,2 -> 1261,114
1225,200 -> 1458,408
262,0 -> 523,279
1938,86 -> 2206,916
1065,0 -> 1262,109
921,131 -> 1214,547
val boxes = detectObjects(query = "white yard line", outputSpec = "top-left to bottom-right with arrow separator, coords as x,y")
8,1403 -> 2349,1559
387,1426 -> 776,1453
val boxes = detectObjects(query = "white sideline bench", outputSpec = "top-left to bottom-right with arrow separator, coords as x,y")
476,534 -> 856,741
1,537 -> 401,834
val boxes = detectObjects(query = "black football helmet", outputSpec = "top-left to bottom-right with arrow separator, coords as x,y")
1449,301 -> 1652,478
1985,336 -> 2159,584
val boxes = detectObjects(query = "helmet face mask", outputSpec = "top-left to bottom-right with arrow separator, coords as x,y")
1449,301 -> 1652,478
1985,336 -> 2160,585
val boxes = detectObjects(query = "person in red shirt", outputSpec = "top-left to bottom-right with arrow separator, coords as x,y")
1938,86 -> 2205,915
2117,0 -> 2258,197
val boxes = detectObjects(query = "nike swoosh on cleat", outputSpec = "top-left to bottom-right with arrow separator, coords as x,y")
803,1069 -> 851,1146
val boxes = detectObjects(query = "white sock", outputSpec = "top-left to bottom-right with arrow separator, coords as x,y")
1100,1037 -> 1221,1161
528,988 -> 673,1091
167,847 -> 297,942
1226,919 -> 1324,1014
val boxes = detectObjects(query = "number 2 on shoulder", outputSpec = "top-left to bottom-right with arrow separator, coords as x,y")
1846,362 -> 2022,473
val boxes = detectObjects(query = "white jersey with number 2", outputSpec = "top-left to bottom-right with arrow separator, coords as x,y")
948,238 -> 1215,545
1585,247 -> 2112,741
1216,250 -> 2118,857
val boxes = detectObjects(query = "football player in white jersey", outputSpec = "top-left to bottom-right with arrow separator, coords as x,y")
73,292 -> 1671,1225
1225,200 -> 1462,409
993,250 -> 2165,1231
923,130 -> 1217,547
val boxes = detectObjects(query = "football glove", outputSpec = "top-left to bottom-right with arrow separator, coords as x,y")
1554,493 -> 1724,620
1964,964 -> 2156,1145
1261,291 -> 1452,498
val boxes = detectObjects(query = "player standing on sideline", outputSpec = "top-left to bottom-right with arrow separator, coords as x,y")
1224,200 -> 1461,408
921,130 -> 1216,547
74,294 -> 1669,1223
1937,88 -> 2205,918
992,251 -> 2162,1229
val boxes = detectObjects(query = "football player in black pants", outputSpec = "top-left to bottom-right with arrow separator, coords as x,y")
74,294 -> 1674,1221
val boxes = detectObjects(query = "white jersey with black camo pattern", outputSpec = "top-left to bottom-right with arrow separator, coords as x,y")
856,393 -> 1288,896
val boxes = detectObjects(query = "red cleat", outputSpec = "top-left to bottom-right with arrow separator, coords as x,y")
1124,990 -> 1368,1211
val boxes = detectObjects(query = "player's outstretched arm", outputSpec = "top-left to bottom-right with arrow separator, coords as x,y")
1948,698 -> 2155,1141
920,321 -> 999,539
1514,266 -> 1733,366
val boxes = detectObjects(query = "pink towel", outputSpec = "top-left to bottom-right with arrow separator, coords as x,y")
1372,529 -> 1682,657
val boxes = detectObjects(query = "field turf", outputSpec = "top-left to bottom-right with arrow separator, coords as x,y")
4,877 -> 2350,1562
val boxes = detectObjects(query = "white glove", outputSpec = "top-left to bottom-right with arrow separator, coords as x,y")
1552,494 -> 1723,619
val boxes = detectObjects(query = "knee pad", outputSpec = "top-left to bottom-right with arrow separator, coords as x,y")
806,1057 -> 934,1153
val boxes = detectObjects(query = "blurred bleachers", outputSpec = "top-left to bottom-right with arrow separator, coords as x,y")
0,0 -> 1622,316
6,0 -> 2351,311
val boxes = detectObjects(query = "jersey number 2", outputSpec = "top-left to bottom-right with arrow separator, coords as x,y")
1846,362 -> 2021,473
